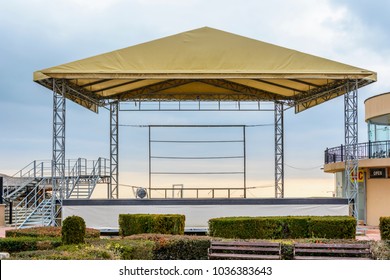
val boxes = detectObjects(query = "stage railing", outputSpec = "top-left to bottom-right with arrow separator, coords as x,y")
324,140 -> 390,164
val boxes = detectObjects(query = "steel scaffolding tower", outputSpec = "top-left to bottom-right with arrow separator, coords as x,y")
344,80 -> 359,220
109,101 -> 119,199
51,79 -> 66,225
274,102 -> 284,198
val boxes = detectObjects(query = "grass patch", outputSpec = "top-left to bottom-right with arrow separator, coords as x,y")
4,233 -> 389,260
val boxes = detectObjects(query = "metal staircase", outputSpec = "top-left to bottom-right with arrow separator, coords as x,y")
1,158 -> 109,228
18,198 -> 53,228
68,158 -> 109,199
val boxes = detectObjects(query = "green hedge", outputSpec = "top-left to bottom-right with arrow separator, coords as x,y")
119,214 -> 185,236
5,226 -> 100,239
309,216 -> 356,239
380,217 -> 390,240
208,216 -> 356,239
126,234 -> 211,260
0,237 -> 62,253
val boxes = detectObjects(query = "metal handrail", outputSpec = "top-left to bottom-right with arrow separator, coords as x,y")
11,160 -> 51,178
67,157 -> 110,198
325,140 -> 390,164
3,178 -> 34,200
14,178 -> 46,209
14,181 -> 49,227
150,187 -> 246,199
3,157 -> 109,227
18,198 -> 52,229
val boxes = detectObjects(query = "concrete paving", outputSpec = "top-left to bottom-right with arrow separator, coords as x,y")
356,226 -> 381,241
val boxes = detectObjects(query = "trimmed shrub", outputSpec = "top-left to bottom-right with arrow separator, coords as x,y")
11,244 -> 115,260
6,227 -> 62,238
208,216 -> 310,239
153,236 -> 210,260
106,240 -> 155,260
208,216 -> 356,239
6,226 -> 100,239
62,216 -> 86,245
379,217 -> 390,240
309,216 -> 356,239
0,237 -> 61,253
280,241 -> 294,260
126,234 -> 211,260
119,214 -> 185,236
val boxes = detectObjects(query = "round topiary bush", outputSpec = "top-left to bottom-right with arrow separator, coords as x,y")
62,215 -> 86,245
380,217 -> 390,240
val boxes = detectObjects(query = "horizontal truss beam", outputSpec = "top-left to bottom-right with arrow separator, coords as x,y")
37,78 -> 102,112
294,79 -> 372,112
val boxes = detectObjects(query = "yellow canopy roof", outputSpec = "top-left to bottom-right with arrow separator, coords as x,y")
34,27 -> 376,113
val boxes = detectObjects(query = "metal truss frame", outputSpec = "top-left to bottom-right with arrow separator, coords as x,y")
119,100 -> 275,112
113,79 -> 288,102
344,80 -> 359,220
274,101 -> 284,198
51,79 -> 66,225
200,79 -> 287,101
293,79 -> 372,113
109,101 -> 119,199
37,78 -> 102,113
116,79 -> 194,100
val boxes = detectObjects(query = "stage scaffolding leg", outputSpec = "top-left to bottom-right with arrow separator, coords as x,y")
243,125 -> 247,198
52,79 -> 66,226
109,101 -> 119,199
344,80 -> 359,220
274,102 -> 284,198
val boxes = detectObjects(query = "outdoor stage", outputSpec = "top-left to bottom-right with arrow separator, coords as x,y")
63,198 -> 349,232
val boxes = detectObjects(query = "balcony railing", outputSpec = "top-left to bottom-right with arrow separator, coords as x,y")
324,140 -> 390,164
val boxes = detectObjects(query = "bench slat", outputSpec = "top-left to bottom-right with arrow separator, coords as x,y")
294,243 -> 370,249
210,246 -> 280,253
210,241 -> 279,247
293,243 -> 372,260
209,253 -> 280,260
208,241 -> 281,260
294,248 -> 370,255
294,256 -> 372,260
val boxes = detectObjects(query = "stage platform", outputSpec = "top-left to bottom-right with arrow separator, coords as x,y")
62,198 -> 349,233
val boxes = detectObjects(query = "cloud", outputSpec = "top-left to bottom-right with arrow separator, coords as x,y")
0,0 -> 388,195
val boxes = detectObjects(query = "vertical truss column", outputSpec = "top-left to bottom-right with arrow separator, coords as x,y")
52,79 -> 66,225
274,101 -> 284,198
344,80 -> 359,220
110,101 -> 119,199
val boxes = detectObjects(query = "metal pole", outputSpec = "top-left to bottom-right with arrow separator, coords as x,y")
109,101 -> 119,199
344,80 -> 359,220
274,102 -> 284,198
243,125 -> 247,198
0,177 -> 3,204
52,79 -> 66,226
9,201 -> 13,225
149,125 -> 152,198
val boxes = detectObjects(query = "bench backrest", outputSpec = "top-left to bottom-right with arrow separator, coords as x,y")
208,241 -> 281,260
293,243 -> 371,260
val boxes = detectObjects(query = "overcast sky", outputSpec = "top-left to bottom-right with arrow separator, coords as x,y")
1,0 -> 389,198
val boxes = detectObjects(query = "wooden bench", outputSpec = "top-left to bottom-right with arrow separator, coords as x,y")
293,243 -> 372,260
208,241 -> 281,260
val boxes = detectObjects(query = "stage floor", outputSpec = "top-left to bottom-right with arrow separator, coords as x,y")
63,198 -> 349,232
